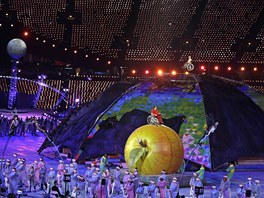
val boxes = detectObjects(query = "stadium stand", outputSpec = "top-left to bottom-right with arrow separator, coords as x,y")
17,79 -> 38,94
240,27 -> 264,64
72,0 -> 132,57
0,78 -> 38,94
244,79 -> 264,94
0,78 -> 9,92
3,0 -> 264,65
126,0 -> 198,61
9,0 -> 66,40
250,85 -> 264,94
0,76 -> 116,110
68,80 -> 115,105
37,79 -> 62,109
180,0 -> 264,63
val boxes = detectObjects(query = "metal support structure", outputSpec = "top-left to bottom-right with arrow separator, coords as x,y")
33,75 -> 46,108
53,90 -> 68,110
1,75 -> 68,110
53,78 -> 70,110
8,61 -> 18,109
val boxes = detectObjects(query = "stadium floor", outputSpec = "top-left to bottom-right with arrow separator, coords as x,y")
0,108 -> 263,197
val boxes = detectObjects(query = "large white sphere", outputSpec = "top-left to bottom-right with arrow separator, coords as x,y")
7,38 -> 27,60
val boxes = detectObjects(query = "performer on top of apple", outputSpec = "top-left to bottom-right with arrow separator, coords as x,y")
151,106 -> 163,124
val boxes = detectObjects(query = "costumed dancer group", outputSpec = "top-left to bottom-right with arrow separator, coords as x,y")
86,155 -> 180,198
0,154 -> 262,197
189,163 -> 261,198
0,152 -> 181,198
0,154 -> 80,197
0,154 -> 49,195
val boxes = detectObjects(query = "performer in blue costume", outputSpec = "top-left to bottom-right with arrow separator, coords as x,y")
99,154 -> 108,174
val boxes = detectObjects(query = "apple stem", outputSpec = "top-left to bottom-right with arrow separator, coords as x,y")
138,138 -> 147,147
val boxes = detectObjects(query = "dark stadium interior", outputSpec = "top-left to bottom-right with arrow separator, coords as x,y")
0,0 -> 264,197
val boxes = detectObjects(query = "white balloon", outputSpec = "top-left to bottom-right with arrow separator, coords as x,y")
7,38 -> 27,60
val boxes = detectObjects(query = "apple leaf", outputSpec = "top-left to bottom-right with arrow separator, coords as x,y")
128,147 -> 147,169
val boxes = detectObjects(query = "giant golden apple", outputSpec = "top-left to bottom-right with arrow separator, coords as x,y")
124,125 -> 184,175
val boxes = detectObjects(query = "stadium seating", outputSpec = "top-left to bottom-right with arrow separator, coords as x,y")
17,79 -> 38,94
180,0 -> 264,63
126,0 -> 198,61
0,76 -> 115,109
9,0 -> 66,40
72,0 -> 132,58
0,78 -> 9,92
244,79 -> 264,94
241,27 -> 264,64
68,80 -> 115,105
37,79 -> 62,109
5,0 -> 264,64
250,85 -> 264,94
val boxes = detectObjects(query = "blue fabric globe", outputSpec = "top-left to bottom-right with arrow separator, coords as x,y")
7,38 -> 27,59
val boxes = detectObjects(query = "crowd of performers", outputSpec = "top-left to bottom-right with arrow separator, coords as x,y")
0,153 -> 262,198
0,115 -> 57,137
189,164 -> 261,198
0,153 -> 182,198
0,109 -> 262,197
